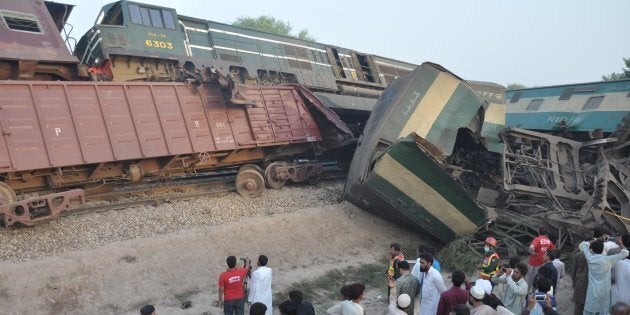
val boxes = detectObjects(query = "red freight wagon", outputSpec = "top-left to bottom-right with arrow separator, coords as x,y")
0,81 -> 353,226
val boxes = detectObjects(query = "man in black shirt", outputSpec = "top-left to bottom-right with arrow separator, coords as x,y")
289,290 -> 314,315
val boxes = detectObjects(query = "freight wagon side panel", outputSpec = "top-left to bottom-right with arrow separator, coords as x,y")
0,84 -> 50,170
95,86 -> 143,160
125,85 -> 170,157
152,85 -> 195,154
31,84 -> 84,167
199,86 -> 238,150
66,85 -> 115,163
174,85 -> 215,152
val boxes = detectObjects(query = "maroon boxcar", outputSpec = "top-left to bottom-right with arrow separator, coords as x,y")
0,0 -> 85,80
0,81 -> 353,226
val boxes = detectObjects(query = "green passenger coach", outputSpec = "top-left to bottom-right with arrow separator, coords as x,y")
344,63 -> 493,242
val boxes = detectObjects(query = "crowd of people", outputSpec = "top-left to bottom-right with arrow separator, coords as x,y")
381,229 -> 630,315
136,227 -> 630,315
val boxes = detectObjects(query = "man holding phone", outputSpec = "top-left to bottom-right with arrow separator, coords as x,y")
579,236 -> 629,315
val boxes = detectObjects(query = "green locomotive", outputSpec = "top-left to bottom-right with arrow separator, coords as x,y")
74,1 -> 414,103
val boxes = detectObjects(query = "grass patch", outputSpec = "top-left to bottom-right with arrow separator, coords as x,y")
273,262 -> 386,313
119,255 -> 137,263
438,235 -> 481,275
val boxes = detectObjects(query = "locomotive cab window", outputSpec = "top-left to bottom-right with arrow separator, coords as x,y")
1,11 -> 43,34
128,4 -> 175,29
97,3 -> 123,25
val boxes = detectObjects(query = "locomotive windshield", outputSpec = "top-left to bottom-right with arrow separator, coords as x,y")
128,3 -> 175,29
96,3 -> 122,26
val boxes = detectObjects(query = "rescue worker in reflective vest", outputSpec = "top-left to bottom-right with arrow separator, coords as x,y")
480,237 -> 500,281
386,242 -> 405,299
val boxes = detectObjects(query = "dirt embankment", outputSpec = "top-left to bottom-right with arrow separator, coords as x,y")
0,202 -> 425,315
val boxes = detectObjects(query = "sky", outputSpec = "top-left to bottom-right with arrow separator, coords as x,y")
62,0 -> 630,87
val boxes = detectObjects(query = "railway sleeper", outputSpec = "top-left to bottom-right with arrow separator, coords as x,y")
0,189 -> 85,227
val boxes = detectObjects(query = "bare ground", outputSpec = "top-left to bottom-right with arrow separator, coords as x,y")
0,202 -> 426,314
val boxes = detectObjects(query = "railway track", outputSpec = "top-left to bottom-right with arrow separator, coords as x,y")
58,166 -> 347,222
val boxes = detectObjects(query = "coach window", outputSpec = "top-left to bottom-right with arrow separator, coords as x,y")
582,96 -> 604,110
526,99 -> 543,111
0,10 -> 43,33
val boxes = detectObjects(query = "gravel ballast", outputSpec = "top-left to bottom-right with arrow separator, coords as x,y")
0,180 -> 344,262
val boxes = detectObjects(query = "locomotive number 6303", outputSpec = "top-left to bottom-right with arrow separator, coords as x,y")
145,39 -> 173,49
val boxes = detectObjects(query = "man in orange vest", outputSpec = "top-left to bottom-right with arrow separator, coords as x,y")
387,242 -> 405,298
479,237 -> 500,292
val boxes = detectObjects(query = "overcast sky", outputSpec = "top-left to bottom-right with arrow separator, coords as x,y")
63,0 -> 630,87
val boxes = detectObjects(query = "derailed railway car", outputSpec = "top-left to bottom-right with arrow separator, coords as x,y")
0,0 -> 88,80
0,80 -> 354,226
344,63 -> 497,242
506,79 -> 630,138
73,0 -> 415,128
345,62 -> 630,250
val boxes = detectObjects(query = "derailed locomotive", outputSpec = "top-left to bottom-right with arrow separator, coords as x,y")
0,0 -> 354,227
345,62 -> 630,253
72,0 -> 416,129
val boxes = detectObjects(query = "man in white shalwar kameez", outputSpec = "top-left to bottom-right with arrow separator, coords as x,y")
248,255 -> 272,315
611,235 -> 630,304
418,253 -> 445,315
579,238 -> 628,315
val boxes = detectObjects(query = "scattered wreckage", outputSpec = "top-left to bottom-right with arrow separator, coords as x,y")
344,63 -> 630,257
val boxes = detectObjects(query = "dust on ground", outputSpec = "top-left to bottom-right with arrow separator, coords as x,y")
0,202 -> 425,314
0,200 -> 576,314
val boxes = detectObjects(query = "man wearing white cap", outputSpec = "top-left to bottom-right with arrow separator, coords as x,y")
469,285 -> 498,315
387,278 -> 412,315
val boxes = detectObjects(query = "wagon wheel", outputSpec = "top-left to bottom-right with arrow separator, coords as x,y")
0,182 -> 16,205
265,162 -> 288,189
307,174 -> 321,185
238,164 -> 264,176
235,170 -> 265,198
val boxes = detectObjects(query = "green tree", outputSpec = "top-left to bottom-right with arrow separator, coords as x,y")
506,83 -> 527,90
232,16 -> 316,41
602,57 -> 630,81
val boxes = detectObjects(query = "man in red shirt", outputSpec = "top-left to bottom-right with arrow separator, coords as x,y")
218,256 -> 251,315
526,227 -> 555,291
